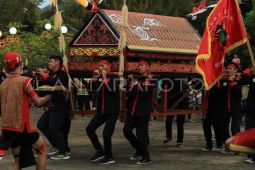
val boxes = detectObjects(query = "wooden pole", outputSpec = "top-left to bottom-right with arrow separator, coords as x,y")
246,40 -> 255,66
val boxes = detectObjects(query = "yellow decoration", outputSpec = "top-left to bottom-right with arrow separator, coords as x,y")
70,48 -> 120,56
54,9 -> 63,30
118,0 -> 128,77
76,0 -> 89,8
0,40 -> 6,49
6,35 -> 15,43
118,0 -> 129,118
59,34 -> 66,53
49,0 -> 56,6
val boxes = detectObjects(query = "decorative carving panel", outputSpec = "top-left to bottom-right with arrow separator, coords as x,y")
74,14 -> 119,45
126,62 -> 196,73
69,47 -> 120,57
69,61 -> 196,74
69,61 -> 119,72
0,40 -> 6,49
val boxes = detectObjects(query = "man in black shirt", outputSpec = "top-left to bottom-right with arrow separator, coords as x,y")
225,61 -> 242,136
123,60 -> 155,165
86,60 -> 120,165
37,55 -> 71,160
239,67 -> 255,162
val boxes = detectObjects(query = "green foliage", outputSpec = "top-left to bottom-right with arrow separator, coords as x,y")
104,0 -> 194,17
0,0 -> 42,31
0,19 -> 72,69
60,0 -> 90,32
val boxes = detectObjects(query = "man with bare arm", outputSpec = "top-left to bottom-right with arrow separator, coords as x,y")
0,52 -> 51,170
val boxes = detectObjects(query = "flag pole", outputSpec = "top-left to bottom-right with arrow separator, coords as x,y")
246,40 -> 255,66
235,0 -> 255,66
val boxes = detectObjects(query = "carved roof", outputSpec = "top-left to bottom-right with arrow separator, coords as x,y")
69,9 -> 201,55
104,10 -> 201,55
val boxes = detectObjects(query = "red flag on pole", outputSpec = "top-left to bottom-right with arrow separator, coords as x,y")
196,0 -> 248,90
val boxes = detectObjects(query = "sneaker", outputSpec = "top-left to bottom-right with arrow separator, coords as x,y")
202,147 -> 213,152
47,148 -> 58,156
245,158 -> 254,164
214,147 -> 221,152
176,143 -> 184,148
136,158 -> 152,165
0,149 -> 6,157
66,151 -> 71,155
187,119 -> 195,123
130,152 -> 141,160
214,147 -> 227,154
232,152 -> 240,155
50,153 -> 70,160
0,156 -> 2,161
163,138 -> 172,144
90,152 -> 105,162
99,157 -> 115,164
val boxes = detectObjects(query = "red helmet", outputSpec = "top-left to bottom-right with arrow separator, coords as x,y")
3,52 -> 22,70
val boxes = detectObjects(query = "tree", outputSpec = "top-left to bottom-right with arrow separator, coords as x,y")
0,19 -> 70,69
104,0 -> 194,17
0,0 -> 43,31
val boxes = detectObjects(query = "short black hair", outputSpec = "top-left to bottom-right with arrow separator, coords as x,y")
49,55 -> 63,66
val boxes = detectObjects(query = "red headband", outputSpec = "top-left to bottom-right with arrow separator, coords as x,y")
138,60 -> 149,66
99,60 -> 112,67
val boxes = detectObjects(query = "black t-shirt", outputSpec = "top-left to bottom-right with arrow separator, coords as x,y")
41,69 -> 69,111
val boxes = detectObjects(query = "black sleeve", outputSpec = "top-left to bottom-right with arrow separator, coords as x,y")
239,74 -> 250,85
59,71 -> 68,88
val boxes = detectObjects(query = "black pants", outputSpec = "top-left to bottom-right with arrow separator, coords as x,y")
77,95 -> 91,111
0,126 -> 39,150
0,131 -> 15,150
202,112 -> 213,149
123,115 -> 150,158
228,110 -> 241,136
165,115 -> 185,143
245,111 -> 255,130
86,113 -> 118,159
212,106 -> 230,147
202,109 -> 223,148
63,116 -> 71,152
37,110 -> 70,154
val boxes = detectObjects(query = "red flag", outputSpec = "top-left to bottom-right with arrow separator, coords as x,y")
196,0 -> 248,90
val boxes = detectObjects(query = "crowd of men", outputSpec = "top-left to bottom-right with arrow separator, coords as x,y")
0,52 -> 255,170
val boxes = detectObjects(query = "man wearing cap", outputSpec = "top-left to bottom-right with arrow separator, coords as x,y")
0,52 -> 51,169
225,57 -> 242,136
86,60 -> 120,164
123,60 -> 155,165
37,55 -> 71,160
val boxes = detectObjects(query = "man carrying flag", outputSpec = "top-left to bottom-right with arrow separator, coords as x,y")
196,0 -> 248,90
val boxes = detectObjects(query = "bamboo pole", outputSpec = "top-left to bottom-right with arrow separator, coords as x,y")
246,40 -> 255,66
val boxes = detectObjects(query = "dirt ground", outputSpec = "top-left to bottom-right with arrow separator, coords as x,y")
1,108 -> 255,170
